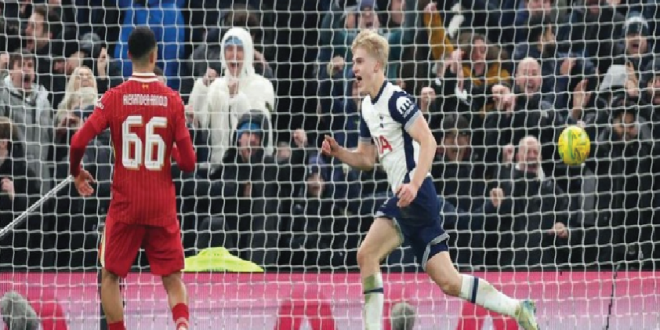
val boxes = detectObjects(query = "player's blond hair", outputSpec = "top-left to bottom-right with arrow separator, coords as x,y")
351,29 -> 389,67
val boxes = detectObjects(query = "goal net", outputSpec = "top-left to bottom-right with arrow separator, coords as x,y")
1,0 -> 659,329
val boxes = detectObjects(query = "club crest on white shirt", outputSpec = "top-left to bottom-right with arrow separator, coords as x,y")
395,97 -> 414,117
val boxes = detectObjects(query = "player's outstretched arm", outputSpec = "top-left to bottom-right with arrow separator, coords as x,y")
321,115 -> 377,171
70,91 -> 112,177
322,136 -> 376,171
70,112 -> 105,177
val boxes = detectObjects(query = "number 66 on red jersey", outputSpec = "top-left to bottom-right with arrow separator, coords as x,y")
70,75 -> 196,226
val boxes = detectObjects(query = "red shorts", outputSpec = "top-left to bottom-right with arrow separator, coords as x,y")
99,220 -> 184,278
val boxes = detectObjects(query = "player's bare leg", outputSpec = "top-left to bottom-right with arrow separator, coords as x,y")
100,269 -> 125,330
162,272 -> 189,330
356,218 -> 403,330
425,249 -> 538,330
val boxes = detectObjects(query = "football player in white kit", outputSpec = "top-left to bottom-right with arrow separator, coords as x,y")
321,30 -> 538,330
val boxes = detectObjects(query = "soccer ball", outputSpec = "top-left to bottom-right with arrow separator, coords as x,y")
558,125 -> 591,165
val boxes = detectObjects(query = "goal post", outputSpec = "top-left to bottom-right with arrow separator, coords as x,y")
1,0 -> 659,329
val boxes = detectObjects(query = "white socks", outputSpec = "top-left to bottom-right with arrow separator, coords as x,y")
458,274 -> 520,317
362,272 -> 385,330
362,273 -> 520,329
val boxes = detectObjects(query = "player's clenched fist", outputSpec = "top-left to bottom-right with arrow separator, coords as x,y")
396,183 -> 418,208
321,135 -> 340,157
74,169 -> 95,196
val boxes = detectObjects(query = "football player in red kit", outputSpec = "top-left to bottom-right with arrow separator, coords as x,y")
69,27 -> 196,330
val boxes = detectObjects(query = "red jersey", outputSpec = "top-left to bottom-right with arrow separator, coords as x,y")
70,72 -> 196,227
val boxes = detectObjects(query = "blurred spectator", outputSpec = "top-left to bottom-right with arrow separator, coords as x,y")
514,58 -> 546,103
0,117 -> 43,268
424,2 -> 511,88
1,291 -> 40,330
425,2 -> 511,86
514,15 -> 599,110
56,66 -> 97,116
51,66 -> 98,167
614,14 -> 653,72
318,55 -> 361,148
0,116 -> 40,222
514,16 -> 564,93
557,0 -> 625,73
187,63 -> 221,127
589,104 -> 656,267
0,0 -> 29,53
418,86 -> 442,142
510,57 -> 575,152
319,0 -> 416,79
455,0 -> 567,46
114,0 -> 185,90
48,67 -> 107,268
66,33 -> 123,94
0,50 -> 53,193
288,157 -> 342,268
202,27 -> 275,167
1,290 -> 68,330
425,24 -> 510,86
502,0 -> 554,43
160,65 -> 211,163
433,115 -> 487,211
72,0 -> 121,52
591,63 -> 640,133
495,136 -> 569,269
24,5 -> 67,106
182,4 -> 274,99
432,48 -> 480,131
640,56 -> 660,124
433,115 -> 491,266
418,86 -> 437,114
213,110 -> 280,266
482,82 -> 560,174
383,0 -> 405,29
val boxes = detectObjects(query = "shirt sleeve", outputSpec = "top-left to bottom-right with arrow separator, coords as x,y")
70,92 -> 112,176
359,116 -> 373,143
173,94 -> 191,142
388,91 -> 422,131
69,118 -> 101,176
87,91 -> 112,132
172,94 -> 196,172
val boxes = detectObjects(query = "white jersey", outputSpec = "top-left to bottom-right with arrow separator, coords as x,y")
359,81 -> 430,192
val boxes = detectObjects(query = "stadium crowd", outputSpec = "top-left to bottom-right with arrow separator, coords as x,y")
0,0 -> 659,274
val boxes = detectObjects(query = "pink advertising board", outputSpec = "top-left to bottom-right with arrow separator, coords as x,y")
1,272 -> 658,330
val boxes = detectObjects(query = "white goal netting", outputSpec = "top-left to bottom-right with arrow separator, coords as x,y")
0,0 -> 659,329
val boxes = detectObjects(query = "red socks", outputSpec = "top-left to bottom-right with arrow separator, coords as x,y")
172,303 -> 190,329
108,321 -> 126,330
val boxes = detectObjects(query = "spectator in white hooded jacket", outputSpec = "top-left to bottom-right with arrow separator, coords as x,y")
201,27 -> 275,167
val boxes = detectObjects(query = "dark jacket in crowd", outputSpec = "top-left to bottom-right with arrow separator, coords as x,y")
0,143 -> 42,267
0,144 -> 40,221
497,164 -> 569,268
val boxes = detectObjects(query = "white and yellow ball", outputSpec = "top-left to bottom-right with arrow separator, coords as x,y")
558,125 -> 591,166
